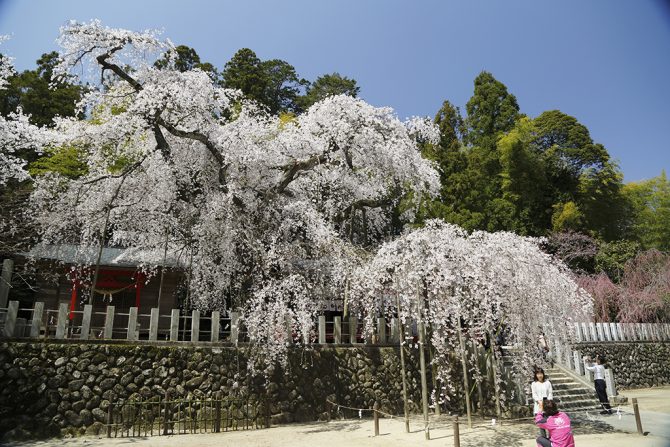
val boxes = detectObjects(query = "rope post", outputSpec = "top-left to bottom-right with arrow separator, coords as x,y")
453,415 -> 460,447
632,398 -> 643,435
214,392 -> 222,433
106,401 -> 114,438
162,391 -> 170,435
373,401 -> 380,436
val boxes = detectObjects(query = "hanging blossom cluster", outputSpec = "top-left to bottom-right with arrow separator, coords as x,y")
26,21 -> 440,368
349,220 -> 593,408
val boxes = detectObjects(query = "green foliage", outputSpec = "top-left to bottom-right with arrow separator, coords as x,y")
577,162 -> 629,241
623,171 -> 670,251
551,201 -> 583,232
298,73 -> 359,111
595,239 -> 641,282
260,59 -> 308,114
29,145 -> 89,179
0,52 -> 83,129
464,71 -> 520,148
222,48 -> 308,114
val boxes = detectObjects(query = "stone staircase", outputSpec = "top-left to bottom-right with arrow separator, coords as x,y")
544,367 -> 604,414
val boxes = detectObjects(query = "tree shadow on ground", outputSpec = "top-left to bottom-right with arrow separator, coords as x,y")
458,414 -> 619,447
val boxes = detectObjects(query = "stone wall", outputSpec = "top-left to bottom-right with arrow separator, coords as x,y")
575,342 -> 670,389
0,341 -> 474,440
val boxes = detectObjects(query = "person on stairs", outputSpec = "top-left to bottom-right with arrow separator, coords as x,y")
535,400 -> 575,447
584,355 -> 613,414
532,368 -> 554,438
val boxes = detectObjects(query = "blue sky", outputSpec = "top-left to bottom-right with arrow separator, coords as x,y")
1,0 -> 669,182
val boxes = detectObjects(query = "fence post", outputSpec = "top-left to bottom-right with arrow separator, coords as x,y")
373,401 -> 379,436
163,391 -> 170,435
102,305 -> 115,339
617,323 -> 625,341
604,368 -> 617,397
106,400 -> 114,438
390,317 -> 399,342
3,300 -> 19,337
0,259 -> 13,309
632,398 -> 643,435
127,307 -> 138,341
349,316 -> 358,344
453,416 -> 460,447
231,311 -> 240,345
573,350 -> 583,375
318,315 -> 326,344
609,322 -> 618,341
30,302 -> 44,338
377,317 -> 386,344
333,316 -> 341,344
55,302 -> 69,339
80,304 -> 92,340
149,308 -> 159,341
191,309 -> 200,342
170,309 -> 179,341
214,392 -> 222,433
211,310 -> 220,342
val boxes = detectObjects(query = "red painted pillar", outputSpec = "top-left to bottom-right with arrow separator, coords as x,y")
135,272 -> 143,308
69,281 -> 77,320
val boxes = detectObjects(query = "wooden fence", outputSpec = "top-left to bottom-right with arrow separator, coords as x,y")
572,321 -> 670,343
1,300 -> 669,345
0,301 -> 400,345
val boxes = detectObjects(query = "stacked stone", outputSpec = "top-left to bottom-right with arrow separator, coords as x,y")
0,342 -> 450,441
577,342 -> 670,389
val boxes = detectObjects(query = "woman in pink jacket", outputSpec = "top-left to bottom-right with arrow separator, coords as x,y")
535,400 -> 575,447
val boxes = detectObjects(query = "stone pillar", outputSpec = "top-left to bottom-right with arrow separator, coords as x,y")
390,317 -> 399,343
127,307 -> 138,341
230,311 -> 240,346
333,316 -> 342,344
2,300 -> 18,337
573,350 -> 583,375
103,306 -> 115,339
349,316 -> 358,344
80,304 -> 92,340
170,309 -> 179,341
191,310 -> 200,342
211,311 -> 220,342
605,368 -> 617,397
377,317 -> 386,344
149,308 -> 159,341
55,302 -> 69,339
0,259 -> 13,309
30,302 -> 44,338
318,315 -> 326,344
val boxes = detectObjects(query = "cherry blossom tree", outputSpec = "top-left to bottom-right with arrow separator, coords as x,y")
578,249 -> 670,323
27,21 -> 440,367
1,36 -> 52,186
349,220 -> 592,412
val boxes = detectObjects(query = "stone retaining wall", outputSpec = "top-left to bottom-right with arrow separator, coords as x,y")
0,341 -> 473,440
575,342 -> 670,389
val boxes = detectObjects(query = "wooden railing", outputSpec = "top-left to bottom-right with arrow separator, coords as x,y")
0,301 -> 401,345
572,321 -> 670,343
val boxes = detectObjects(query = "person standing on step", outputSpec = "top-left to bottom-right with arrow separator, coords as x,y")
584,355 -> 612,414
535,400 -> 575,447
532,368 -> 553,438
